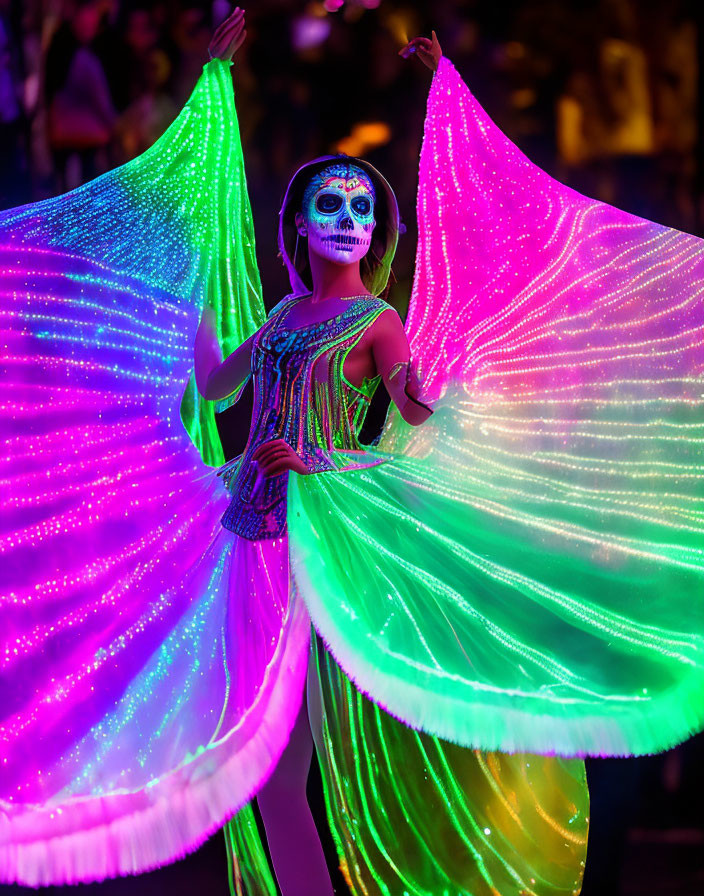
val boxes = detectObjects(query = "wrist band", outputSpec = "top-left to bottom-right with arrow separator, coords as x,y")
404,383 -> 433,414
388,360 -> 407,381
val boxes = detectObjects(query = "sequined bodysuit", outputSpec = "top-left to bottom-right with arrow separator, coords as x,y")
221,294 -> 392,540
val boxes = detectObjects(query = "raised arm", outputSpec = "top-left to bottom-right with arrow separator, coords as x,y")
371,27 -> 441,426
194,306 -> 255,401
192,6 -> 255,404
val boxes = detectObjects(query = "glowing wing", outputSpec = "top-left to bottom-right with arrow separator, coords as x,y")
2,57 -> 264,467
224,635 -> 589,896
0,60 -> 310,887
287,56 -> 704,757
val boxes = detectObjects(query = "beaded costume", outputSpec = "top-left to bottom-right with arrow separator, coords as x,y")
1,53 -> 703,895
220,294 -> 392,541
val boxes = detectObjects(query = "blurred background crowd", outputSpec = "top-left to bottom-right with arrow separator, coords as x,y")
1,0 -> 702,303
0,1 -> 702,893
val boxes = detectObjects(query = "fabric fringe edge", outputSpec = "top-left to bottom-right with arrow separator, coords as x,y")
290,543 -> 704,759
0,596 -> 311,888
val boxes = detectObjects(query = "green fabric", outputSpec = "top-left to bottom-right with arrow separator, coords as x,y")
224,802 -> 277,896
224,635 -> 589,896
310,634 -> 588,896
130,57 -> 265,465
286,392 -> 704,757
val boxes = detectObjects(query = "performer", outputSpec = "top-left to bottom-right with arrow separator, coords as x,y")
193,19 -> 433,896
1,5 -> 702,895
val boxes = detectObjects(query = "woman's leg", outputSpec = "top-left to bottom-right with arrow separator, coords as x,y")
256,669 -> 334,896
305,635 -> 325,758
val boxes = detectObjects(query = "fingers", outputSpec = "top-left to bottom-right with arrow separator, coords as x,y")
252,439 -> 290,461
250,439 -> 306,480
431,30 -> 442,58
398,32 -> 440,71
224,14 -> 245,37
248,439 -> 309,490
250,456 -> 287,485
210,6 -> 245,59
398,37 -> 435,65
399,36 -> 431,54
224,6 -> 245,26
251,440 -> 293,472
227,29 -> 247,56
219,16 -> 245,47
253,449 -> 291,471
212,7 -> 243,42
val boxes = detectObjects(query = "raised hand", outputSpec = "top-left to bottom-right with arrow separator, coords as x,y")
208,6 -> 247,62
398,31 -> 442,72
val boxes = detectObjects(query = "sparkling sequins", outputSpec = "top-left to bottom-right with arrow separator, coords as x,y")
220,295 -> 390,539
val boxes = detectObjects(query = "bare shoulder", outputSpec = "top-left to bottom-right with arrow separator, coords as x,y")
360,301 -> 404,340
363,302 -> 410,379
266,295 -> 296,321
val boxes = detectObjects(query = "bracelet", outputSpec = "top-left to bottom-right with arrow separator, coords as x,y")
387,360 -> 407,381
404,383 -> 433,414
404,358 -> 433,414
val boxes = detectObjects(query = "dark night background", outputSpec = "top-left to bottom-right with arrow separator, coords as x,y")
1,1 -> 703,893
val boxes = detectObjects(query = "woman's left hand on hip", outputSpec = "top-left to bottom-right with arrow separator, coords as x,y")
251,439 -> 309,478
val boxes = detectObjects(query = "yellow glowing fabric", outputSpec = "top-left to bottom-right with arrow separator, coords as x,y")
310,635 -> 588,896
225,635 -> 589,896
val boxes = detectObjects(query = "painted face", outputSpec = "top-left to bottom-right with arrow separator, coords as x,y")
299,163 -> 376,265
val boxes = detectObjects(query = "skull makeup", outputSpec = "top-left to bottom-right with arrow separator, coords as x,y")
296,162 -> 376,265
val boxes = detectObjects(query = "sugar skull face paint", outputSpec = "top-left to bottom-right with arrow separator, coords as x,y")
298,163 -> 376,265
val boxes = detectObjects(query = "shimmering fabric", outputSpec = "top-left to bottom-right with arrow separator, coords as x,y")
219,291 -> 590,894
309,634 -> 588,896
224,802 -> 277,896
226,630 -> 589,896
287,56 -> 704,758
0,59 -> 312,885
3,45 -> 699,896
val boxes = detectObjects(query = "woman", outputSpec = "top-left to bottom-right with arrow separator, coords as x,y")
192,16 -> 437,894
1,5 -> 702,895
